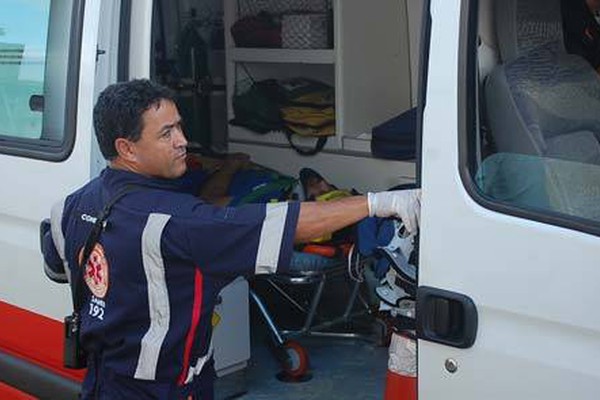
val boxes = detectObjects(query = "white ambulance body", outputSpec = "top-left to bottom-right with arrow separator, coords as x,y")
1,0 -> 599,398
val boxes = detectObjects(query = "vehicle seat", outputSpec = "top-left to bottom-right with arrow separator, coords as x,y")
485,0 -> 600,164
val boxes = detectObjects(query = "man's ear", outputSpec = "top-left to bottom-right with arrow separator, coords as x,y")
114,137 -> 137,162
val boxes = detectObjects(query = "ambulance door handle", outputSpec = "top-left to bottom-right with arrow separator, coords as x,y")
416,286 -> 478,349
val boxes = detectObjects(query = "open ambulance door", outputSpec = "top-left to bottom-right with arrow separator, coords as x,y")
0,1 -> 127,397
416,0 -> 600,398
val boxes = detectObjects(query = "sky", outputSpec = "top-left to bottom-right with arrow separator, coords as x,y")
1,0 -> 49,47
1,0 -> 50,81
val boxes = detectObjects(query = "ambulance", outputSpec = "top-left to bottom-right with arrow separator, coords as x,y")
1,0 -> 599,398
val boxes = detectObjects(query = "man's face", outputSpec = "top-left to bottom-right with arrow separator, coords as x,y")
130,99 -> 188,179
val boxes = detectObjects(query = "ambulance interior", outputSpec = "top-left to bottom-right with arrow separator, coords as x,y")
147,1 -> 422,398
145,0 -> 600,398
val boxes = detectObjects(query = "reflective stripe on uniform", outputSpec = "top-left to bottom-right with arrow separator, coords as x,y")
134,213 -> 172,380
255,202 -> 289,275
50,198 -> 70,283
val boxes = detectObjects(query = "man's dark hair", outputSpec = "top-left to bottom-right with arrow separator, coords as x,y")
93,79 -> 175,160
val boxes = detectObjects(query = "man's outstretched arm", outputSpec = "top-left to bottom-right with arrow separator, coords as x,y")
294,189 -> 421,243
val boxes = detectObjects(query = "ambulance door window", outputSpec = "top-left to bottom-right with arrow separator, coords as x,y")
459,0 -> 600,236
0,0 -> 83,161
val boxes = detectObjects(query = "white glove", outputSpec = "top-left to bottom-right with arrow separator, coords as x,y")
367,189 -> 421,233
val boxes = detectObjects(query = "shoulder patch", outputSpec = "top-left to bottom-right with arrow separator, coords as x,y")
78,244 -> 110,298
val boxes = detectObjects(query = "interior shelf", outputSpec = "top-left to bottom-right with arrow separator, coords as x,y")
229,125 -> 390,156
229,48 -> 335,64
224,0 -> 414,160
342,133 -> 372,153
228,124 -> 340,151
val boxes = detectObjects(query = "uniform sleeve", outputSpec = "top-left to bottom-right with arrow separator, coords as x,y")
42,199 -> 70,283
42,230 -> 68,283
181,201 -> 300,278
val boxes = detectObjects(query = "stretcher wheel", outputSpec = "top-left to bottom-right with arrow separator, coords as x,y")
278,340 -> 310,380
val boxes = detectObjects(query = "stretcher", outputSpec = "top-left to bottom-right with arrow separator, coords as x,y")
249,251 -> 379,380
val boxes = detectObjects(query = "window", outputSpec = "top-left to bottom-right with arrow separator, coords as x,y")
460,0 -> 600,234
0,0 -> 83,160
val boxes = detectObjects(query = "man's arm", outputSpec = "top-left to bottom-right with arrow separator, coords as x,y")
295,196 -> 368,242
41,220 -> 68,283
294,189 -> 421,243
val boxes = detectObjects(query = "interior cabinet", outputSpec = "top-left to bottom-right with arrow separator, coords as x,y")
223,0 -> 414,155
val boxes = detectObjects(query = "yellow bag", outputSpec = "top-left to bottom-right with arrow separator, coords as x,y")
291,90 -> 335,107
315,189 -> 352,202
279,78 -> 336,154
281,105 -> 335,127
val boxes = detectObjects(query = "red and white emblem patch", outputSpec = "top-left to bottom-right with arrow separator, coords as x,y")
78,243 -> 110,298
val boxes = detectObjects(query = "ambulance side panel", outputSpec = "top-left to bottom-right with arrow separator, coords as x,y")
0,1 -> 122,397
417,0 -> 600,398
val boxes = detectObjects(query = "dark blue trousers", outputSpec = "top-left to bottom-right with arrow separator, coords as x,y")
81,357 -> 215,400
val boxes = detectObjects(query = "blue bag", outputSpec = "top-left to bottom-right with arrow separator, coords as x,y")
357,217 -> 396,279
371,107 -> 417,161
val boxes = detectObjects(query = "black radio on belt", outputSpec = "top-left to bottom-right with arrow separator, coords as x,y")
63,214 -> 103,370
63,186 -> 136,369
64,312 -> 86,369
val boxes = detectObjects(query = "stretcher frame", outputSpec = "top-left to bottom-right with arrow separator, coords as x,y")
250,260 -> 376,348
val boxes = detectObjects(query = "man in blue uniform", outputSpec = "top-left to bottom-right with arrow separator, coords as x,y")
42,79 -> 421,399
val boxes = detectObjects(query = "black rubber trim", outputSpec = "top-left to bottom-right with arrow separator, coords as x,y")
414,0 -> 432,187
457,0 -> 479,180
117,0 -> 131,81
0,0 -> 85,162
0,350 -> 80,399
457,0 -> 600,238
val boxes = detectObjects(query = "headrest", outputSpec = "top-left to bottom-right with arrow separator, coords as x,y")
495,0 -> 565,62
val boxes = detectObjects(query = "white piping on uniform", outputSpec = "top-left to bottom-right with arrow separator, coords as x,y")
134,213 -> 172,380
183,337 -> 214,385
